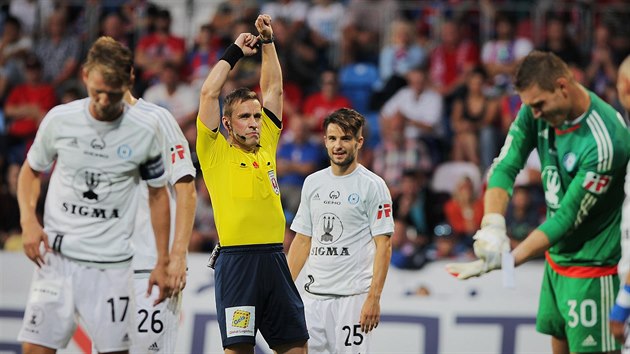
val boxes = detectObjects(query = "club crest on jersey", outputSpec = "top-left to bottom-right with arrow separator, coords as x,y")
72,167 -> 112,203
377,204 -> 392,219
348,193 -> 360,204
582,172 -> 612,195
117,144 -> 132,159
317,213 -> 343,244
562,152 -> 577,172
268,170 -> 280,195
226,306 -> 255,337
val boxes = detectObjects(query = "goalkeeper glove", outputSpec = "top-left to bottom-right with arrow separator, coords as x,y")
445,258 -> 502,280
472,213 -> 510,270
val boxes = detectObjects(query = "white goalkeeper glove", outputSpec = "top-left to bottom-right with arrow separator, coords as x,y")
472,213 -> 510,270
445,258 -> 502,279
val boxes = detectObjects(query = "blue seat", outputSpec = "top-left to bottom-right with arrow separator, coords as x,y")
338,63 -> 379,115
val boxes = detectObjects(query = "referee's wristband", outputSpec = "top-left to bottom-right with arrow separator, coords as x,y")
220,44 -> 244,70
610,284 -> 630,322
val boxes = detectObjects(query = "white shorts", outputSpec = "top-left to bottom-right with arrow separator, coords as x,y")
303,293 -> 372,354
130,276 -> 182,354
18,252 -> 133,352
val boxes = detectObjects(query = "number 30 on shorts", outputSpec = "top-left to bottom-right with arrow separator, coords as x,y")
567,299 -> 597,328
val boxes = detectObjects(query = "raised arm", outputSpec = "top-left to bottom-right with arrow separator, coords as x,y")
198,33 -> 259,131
256,14 -> 283,119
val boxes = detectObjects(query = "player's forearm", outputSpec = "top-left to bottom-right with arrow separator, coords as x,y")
367,236 -> 392,300
511,229 -> 551,266
149,186 -> 171,265
483,187 -> 510,215
260,41 -> 283,118
198,60 -> 231,130
171,177 -> 197,257
17,161 -> 41,225
287,233 -> 311,281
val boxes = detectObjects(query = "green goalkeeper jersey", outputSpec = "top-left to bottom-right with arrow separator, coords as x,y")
488,90 -> 630,267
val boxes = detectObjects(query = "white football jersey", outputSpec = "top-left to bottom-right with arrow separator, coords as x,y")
290,164 -> 394,297
618,160 -> 630,282
131,99 -> 196,272
27,98 -> 168,267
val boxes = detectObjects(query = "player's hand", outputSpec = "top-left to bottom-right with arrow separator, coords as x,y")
446,258 -> 500,279
472,214 -> 510,270
148,263 -> 172,306
234,33 -> 259,56
610,285 -> 630,343
359,295 -> 380,333
21,219 -> 50,267
255,14 -> 273,41
167,253 -> 187,295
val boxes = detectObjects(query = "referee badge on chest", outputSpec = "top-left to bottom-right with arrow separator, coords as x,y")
268,170 -> 280,195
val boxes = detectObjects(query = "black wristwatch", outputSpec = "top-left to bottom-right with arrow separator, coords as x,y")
259,35 -> 274,44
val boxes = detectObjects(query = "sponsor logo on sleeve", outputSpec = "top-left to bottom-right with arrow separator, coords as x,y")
377,204 -> 392,219
170,144 -> 185,164
582,172 -> 612,195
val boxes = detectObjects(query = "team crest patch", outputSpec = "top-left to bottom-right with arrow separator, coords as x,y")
268,170 -> 280,195
226,306 -> 255,337
562,152 -> 577,172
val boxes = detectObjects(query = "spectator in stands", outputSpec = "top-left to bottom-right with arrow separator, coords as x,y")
276,117 -> 323,220
143,61 -> 199,130
272,17 -> 318,92
371,19 -> 426,110
261,0 -> 309,37
340,0 -> 400,65
380,66 -> 444,164
9,0 -> 54,36
305,0 -> 345,66
505,185 -> 541,249
585,24 -> 618,97
0,163 -> 20,248
450,67 -> 500,170
539,16 -> 584,69
34,9 -> 80,91
390,169 -> 433,269
481,12 -> 533,94
303,69 -> 352,135
188,24 -> 223,89
443,176 -> 483,246
134,8 -> 186,90
427,223 -> 472,261
0,16 -> 32,98
189,176 -> 218,253
373,112 -> 432,198
100,12 -> 134,49
3,54 -> 56,165
429,19 -> 479,99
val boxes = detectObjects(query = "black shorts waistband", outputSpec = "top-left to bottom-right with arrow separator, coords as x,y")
219,243 -> 284,255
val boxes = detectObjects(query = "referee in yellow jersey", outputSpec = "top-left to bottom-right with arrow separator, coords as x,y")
196,15 -> 309,354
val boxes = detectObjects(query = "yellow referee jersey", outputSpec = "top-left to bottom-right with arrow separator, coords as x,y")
196,109 -> 285,246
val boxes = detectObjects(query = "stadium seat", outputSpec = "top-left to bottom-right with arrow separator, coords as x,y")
338,63 -> 379,115
430,161 -> 482,195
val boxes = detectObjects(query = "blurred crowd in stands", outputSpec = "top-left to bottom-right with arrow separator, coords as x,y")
0,0 -> 629,270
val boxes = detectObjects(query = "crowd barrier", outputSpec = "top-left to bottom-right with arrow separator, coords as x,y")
1,251 -> 551,353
